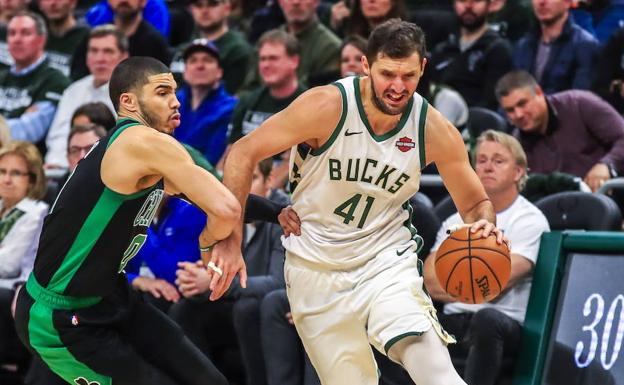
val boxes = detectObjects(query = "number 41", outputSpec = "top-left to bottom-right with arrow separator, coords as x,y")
333,194 -> 375,229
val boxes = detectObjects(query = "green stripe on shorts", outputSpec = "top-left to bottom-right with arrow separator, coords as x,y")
28,303 -> 112,385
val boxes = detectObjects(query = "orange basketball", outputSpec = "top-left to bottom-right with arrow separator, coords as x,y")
435,226 -> 511,304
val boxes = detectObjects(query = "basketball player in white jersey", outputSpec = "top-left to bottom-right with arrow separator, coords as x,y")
211,19 -> 507,385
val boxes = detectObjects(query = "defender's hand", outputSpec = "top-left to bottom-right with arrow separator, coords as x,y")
207,234 -> 247,301
278,205 -> 301,237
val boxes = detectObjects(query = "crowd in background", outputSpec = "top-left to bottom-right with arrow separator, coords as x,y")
0,0 -> 623,385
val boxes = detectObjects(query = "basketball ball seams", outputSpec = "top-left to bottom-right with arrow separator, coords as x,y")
471,257 -> 503,292
434,246 -> 509,263
444,258 -> 467,298
468,235 -> 477,304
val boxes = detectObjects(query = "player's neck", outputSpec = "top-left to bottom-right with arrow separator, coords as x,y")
118,110 -> 149,127
360,78 -> 403,134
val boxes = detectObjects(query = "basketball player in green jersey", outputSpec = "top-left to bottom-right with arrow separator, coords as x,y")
218,19 -> 509,385
14,57 -> 245,385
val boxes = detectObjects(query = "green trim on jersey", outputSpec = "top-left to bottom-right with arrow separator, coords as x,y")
384,331 -> 424,354
353,77 -> 414,142
28,303 -> 112,385
418,99 -> 428,168
107,118 -> 141,148
310,82 -> 348,156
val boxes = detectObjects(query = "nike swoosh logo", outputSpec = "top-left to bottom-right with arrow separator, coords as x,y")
396,246 -> 411,256
345,130 -> 363,136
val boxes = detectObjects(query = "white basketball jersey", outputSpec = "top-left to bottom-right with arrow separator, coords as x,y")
283,76 -> 428,270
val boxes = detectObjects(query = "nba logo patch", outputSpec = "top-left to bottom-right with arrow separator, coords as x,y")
395,137 -> 415,152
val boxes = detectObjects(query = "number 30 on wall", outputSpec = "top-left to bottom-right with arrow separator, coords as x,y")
575,294 -> 624,370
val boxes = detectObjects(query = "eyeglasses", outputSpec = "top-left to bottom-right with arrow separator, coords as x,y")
0,168 -> 30,178
68,145 -> 94,156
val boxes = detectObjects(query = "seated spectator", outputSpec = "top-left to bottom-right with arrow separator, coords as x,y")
70,101 -> 116,130
85,0 -> 170,38
496,70 -> 624,192
513,0 -> 599,93
0,12 -> 70,144
175,39 -> 237,166
0,0 -> 28,67
221,30 -> 306,187
244,0 -> 341,89
570,0 -> 624,43
423,130 -> 550,385
38,0 -> 90,77
0,141 -> 48,376
430,0 -> 513,110
329,0 -> 408,39
592,26 -> 624,114
71,0 -> 171,79
167,158 -> 288,384
339,34 -> 367,77
170,0 -> 252,95
45,25 -> 127,169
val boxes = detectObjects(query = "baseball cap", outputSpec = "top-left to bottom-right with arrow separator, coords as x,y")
182,38 -> 220,64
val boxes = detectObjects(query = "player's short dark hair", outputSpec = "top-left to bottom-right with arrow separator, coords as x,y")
494,70 -> 540,100
366,19 -> 426,65
89,24 -> 128,53
71,102 -> 116,130
109,56 -> 171,111
257,29 -> 300,57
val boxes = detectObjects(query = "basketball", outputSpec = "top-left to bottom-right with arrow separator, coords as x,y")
435,226 -> 511,304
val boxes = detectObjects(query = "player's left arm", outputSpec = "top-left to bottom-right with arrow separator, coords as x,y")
424,107 -> 501,242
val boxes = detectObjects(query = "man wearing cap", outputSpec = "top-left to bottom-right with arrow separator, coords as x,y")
170,0 -> 252,95
174,38 -> 237,165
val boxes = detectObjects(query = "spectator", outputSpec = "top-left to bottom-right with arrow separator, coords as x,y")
175,39 -> 236,166
223,29 -> 306,187
423,130 -> 550,385
330,0 -> 407,39
0,141 -> 48,377
170,0 -> 252,95
71,0 -> 171,79
45,24 -> 127,169
0,11 -> 70,144
168,158 -> 287,384
84,0 -> 170,38
513,0 -> 599,93
430,0 -> 513,109
339,34 -> 366,77
70,101 -> 116,130
0,0 -> 28,66
496,70 -> 624,191
65,124 -> 107,171
592,26 -> 624,114
38,0 -> 90,77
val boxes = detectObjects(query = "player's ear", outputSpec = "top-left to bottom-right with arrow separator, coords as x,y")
119,92 -> 138,113
362,55 -> 370,76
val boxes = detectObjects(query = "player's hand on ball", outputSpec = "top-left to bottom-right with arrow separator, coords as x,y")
452,220 -> 510,248
208,234 -> 247,301
278,205 -> 301,236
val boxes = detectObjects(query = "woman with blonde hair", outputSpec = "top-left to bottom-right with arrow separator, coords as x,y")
0,141 -> 48,371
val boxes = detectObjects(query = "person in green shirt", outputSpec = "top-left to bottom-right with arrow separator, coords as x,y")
38,0 -> 90,77
170,0 -> 252,95
0,11 -> 70,144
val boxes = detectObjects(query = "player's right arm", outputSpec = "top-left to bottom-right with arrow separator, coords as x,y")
211,85 -> 343,300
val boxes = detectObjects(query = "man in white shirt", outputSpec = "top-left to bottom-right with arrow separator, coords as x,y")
424,130 -> 550,385
44,24 -> 128,168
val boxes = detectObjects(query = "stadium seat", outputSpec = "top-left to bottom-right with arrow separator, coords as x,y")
468,107 -> 510,139
535,191 -> 622,231
433,195 -> 456,223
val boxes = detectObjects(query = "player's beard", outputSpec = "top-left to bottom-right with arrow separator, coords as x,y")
369,75 -> 407,116
138,98 -> 166,133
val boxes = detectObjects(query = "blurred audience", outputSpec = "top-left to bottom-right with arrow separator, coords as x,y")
513,0 -> 599,93
69,101 -> 116,130
171,0 -> 252,95
339,34 -> 366,77
330,0 -> 407,39
44,24 -> 126,169
0,11 -> 69,144
593,25 -> 624,114
0,141 -> 48,379
0,0 -> 29,67
175,39 -> 236,166
38,0 -> 89,77
430,0 -> 513,110
496,70 -> 624,192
